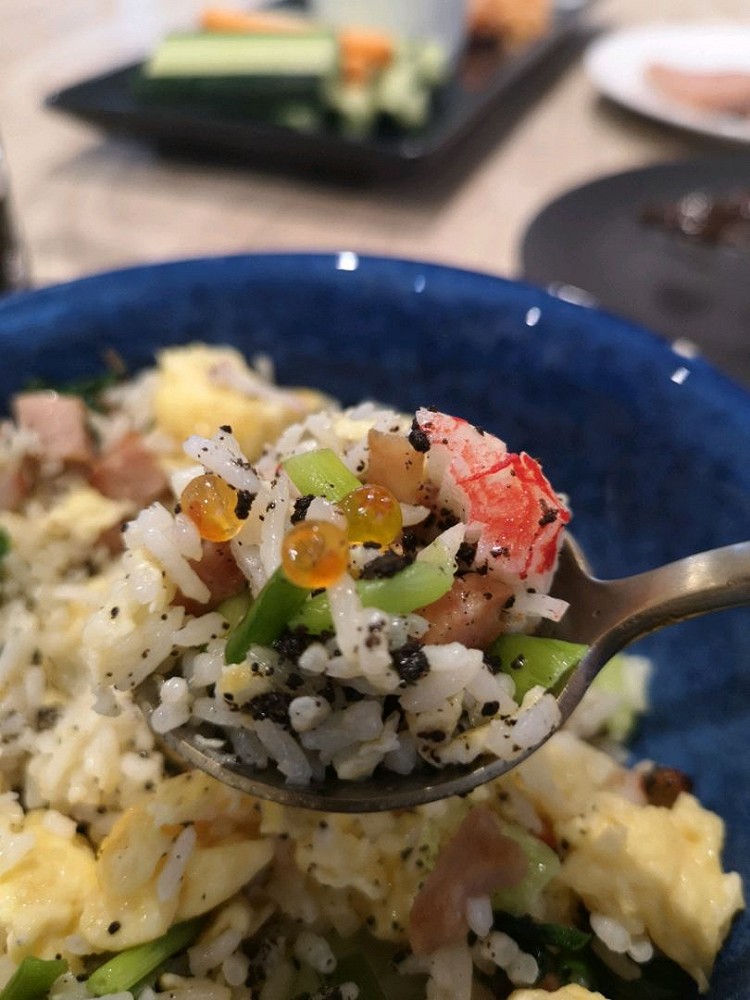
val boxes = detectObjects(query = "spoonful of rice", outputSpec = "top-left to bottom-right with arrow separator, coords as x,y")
132,409 -> 750,813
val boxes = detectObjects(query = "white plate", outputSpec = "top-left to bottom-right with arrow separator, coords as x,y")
584,23 -> 750,143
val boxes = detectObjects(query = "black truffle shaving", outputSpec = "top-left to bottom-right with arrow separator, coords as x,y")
359,550 -> 413,580
247,691 -> 292,726
408,417 -> 431,453
391,640 -> 430,685
291,494 -> 315,524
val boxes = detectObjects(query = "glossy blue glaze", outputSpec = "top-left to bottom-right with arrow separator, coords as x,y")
1,254 -> 748,996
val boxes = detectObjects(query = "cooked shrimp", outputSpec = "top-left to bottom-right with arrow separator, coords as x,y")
414,408 -> 570,593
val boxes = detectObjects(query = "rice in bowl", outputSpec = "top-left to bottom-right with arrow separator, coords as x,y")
0,344 -> 742,1000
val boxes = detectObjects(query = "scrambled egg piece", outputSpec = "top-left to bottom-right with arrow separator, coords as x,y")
557,792 -> 743,991
510,988 -> 608,1000
0,772 -> 276,962
508,732 -> 743,990
0,811 -> 97,961
79,772 -> 273,951
153,344 -> 326,460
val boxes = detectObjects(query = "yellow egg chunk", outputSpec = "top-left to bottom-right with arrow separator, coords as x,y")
509,988 -> 609,1000
556,791 -> 744,991
0,812 -> 97,961
79,772 -> 273,951
152,344 -> 326,460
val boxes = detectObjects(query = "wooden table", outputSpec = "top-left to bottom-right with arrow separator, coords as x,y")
0,0 -> 744,288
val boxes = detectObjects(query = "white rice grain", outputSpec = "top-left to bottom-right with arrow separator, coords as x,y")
400,645 -> 483,714
183,428 -> 260,494
157,824 -> 197,903
466,895 -> 494,938
254,719 -> 313,785
189,927 -> 243,976
173,613 -> 227,648
293,930 -> 336,975
289,696 -> 331,733
151,677 -> 191,734
130,505 -> 209,604
300,701 -> 383,759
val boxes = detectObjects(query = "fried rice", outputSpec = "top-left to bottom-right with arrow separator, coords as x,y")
0,344 -> 743,1000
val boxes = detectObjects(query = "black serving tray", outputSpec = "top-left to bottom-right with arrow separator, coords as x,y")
45,2 -> 591,179
520,151 -> 750,387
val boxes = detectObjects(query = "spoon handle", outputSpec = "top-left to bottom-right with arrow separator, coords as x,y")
565,540 -> 750,654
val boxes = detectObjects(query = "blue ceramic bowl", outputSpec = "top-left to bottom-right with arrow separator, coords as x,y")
1,254 -> 749,996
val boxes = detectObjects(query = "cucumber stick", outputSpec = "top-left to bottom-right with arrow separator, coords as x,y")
145,32 -> 339,79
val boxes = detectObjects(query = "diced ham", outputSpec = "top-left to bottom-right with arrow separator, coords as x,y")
12,392 -> 93,463
409,805 -> 527,956
367,429 -> 425,503
419,572 -> 514,648
89,432 -> 168,506
176,540 -> 247,615
0,457 -> 34,511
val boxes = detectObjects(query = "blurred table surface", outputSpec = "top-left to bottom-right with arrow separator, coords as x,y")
0,0 -> 745,289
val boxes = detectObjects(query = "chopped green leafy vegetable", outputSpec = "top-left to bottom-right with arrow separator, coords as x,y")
23,370 -> 122,412
488,634 -> 588,701
282,448 -> 361,502
488,911 -> 697,998
86,918 -> 203,997
0,956 -> 67,1000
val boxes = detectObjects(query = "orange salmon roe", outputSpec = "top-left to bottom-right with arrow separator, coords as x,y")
281,520 -> 349,589
180,473 -> 242,543
339,484 -> 402,546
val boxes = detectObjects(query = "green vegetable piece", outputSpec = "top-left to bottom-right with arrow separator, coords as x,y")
282,448 -> 361,502
0,526 -> 10,561
557,954 -> 598,990
290,559 -> 453,634
145,32 -> 339,80
491,821 -> 561,916
24,371 -> 121,412
224,567 -> 309,664
216,589 -> 252,629
0,956 -> 67,1000
589,652 -> 650,741
86,918 -> 202,997
538,922 -> 592,952
488,634 -> 588,702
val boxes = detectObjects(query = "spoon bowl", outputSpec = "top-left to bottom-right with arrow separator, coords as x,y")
138,534 -> 750,812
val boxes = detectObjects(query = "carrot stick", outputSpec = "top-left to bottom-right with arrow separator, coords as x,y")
339,27 -> 394,83
200,7 -> 312,35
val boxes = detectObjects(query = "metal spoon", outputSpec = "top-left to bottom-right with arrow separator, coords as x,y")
137,536 -> 750,813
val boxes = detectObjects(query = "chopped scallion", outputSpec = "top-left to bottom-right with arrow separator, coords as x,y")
0,956 -> 67,1000
86,918 -> 202,997
290,560 -> 453,634
282,448 -> 361,502
488,634 -> 588,701
224,567 -> 309,664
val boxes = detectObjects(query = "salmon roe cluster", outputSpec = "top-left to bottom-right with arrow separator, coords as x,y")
180,473 -> 243,543
183,469 -> 403,590
281,520 -> 349,588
